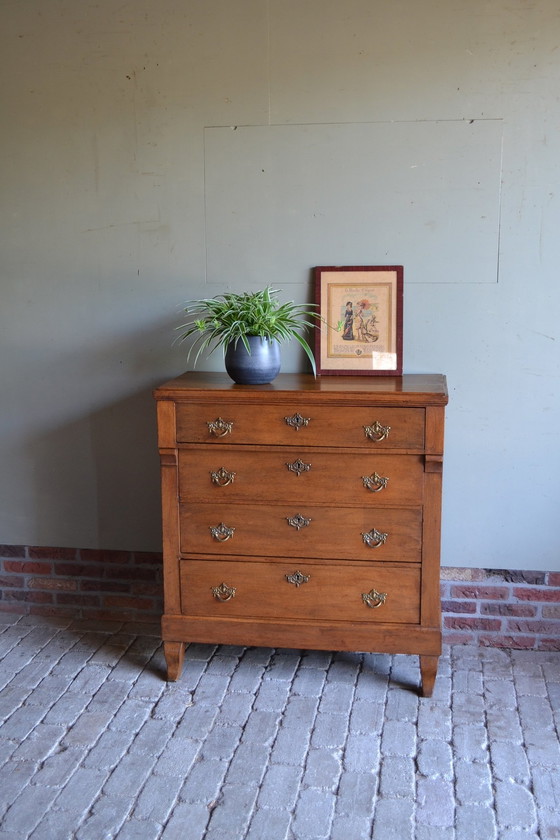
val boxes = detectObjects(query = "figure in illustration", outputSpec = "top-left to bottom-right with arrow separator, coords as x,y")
342,301 -> 354,340
355,305 -> 365,342
355,299 -> 379,343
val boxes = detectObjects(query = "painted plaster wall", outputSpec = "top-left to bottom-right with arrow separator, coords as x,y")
0,0 -> 559,568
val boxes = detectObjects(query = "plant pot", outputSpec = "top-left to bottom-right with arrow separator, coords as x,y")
224,336 -> 281,385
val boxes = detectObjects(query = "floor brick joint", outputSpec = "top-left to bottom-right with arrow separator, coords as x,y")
0,614 -> 558,839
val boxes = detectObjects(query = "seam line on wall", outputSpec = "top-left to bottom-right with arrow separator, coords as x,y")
203,117 -> 504,130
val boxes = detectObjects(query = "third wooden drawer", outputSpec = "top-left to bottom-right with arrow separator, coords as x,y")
179,503 -> 422,562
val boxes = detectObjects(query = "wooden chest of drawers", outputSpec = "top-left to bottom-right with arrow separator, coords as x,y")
154,372 -> 447,696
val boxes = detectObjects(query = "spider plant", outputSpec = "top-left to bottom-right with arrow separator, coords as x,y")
177,287 -> 320,375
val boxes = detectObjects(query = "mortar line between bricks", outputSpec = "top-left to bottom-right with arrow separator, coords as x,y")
451,650 -> 470,840
74,637 -> 170,800
285,653 -> 356,839
157,642 -> 249,840
511,651 -> 530,814
486,650 -> 514,838
0,622 -> 36,665
461,648 -> 497,836
56,671 -> 162,836
151,640 -> 219,839
0,621 -> 108,756
449,676 -> 461,838
240,649 -> 302,840
59,713 -> 143,831
0,663 -> 70,822
184,641 -> 213,697
0,635 -> 133,836
370,656 -> 392,836
338,656 -> 360,776
0,620 -> 83,694
517,656 -> 551,839
13,688 -> 134,832
26,636 -> 165,839
2,621 -> 559,840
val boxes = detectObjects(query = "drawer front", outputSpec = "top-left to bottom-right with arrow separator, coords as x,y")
176,403 -> 425,450
180,504 -> 422,562
180,559 -> 420,624
179,449 -> 424,506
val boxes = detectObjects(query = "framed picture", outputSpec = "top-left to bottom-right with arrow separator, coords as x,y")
314,266 -> 403,376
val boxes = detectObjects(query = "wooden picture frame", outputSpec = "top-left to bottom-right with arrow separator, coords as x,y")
314,265 -> 403,376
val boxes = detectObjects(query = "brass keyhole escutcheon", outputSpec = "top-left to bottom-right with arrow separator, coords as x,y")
284,413 -> 310,431
285,570 -> 310,587
287,513 -> 311,530
286,459 -> 311,476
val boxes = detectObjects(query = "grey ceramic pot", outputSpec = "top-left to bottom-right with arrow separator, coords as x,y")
224,336 -> 281,385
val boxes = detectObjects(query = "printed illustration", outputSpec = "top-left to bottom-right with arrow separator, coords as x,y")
314,266 -> 403,375
341,298 -> 379,344
329,284 -> 389,359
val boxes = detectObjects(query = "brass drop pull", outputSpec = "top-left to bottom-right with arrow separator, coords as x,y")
210,522 -> 235,542
286,458 -> 311,476
284,413 -> 310,431
362,588 -> 387,609
212,582 -> 236,602
211,467 -> 236,487
287,513 -> 311,530
207,417 -> 233,437
361,527 -> 388,548
363,421 -> 391,442
362,472 -> 389,493
285,570 -> 310,587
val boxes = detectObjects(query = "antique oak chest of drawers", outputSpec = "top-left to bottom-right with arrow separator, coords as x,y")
154,372 -> 447,696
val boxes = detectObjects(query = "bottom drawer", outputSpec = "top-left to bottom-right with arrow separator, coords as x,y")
180,559 -> 420,624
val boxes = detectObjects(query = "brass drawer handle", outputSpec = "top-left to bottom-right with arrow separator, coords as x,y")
286,458 -> 311,476
211,467 -> 236,487
364,421 -> 391,442
286,570 -> 310,587
212,582 -> 236,602
362,472 -> 389,493
284,413 -> 310,431
287,513 -> 311,530
210,522 -> 235,542
361,527 -> 388,548
207,417 -> 233,437
362,588 -> 387,609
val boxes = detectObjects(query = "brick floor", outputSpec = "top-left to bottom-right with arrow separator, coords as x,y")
0,613 -> 559,839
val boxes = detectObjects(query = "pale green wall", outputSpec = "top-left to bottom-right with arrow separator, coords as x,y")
1,1 -> 559,567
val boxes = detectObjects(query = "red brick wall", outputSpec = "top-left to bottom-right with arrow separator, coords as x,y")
441,567 -> 560,650
1,546 -> 559,649
0,545 -> 162,622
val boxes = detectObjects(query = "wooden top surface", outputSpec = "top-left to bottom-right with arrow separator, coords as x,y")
154,372 -> 448,405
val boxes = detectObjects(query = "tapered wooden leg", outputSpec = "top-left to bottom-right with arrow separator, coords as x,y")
164,641 -> 185,681
419,655 -> 439,697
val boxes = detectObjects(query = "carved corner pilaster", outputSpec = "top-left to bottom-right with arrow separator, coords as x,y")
425,454 -> 443,474
160,449 -> 178,467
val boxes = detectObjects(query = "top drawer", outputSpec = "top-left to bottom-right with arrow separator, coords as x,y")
176,403 -> 425,450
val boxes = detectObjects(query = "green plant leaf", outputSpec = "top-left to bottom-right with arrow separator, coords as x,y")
177,286 -> 320,375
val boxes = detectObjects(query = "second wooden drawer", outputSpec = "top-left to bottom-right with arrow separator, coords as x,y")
179,449 -> 424,506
